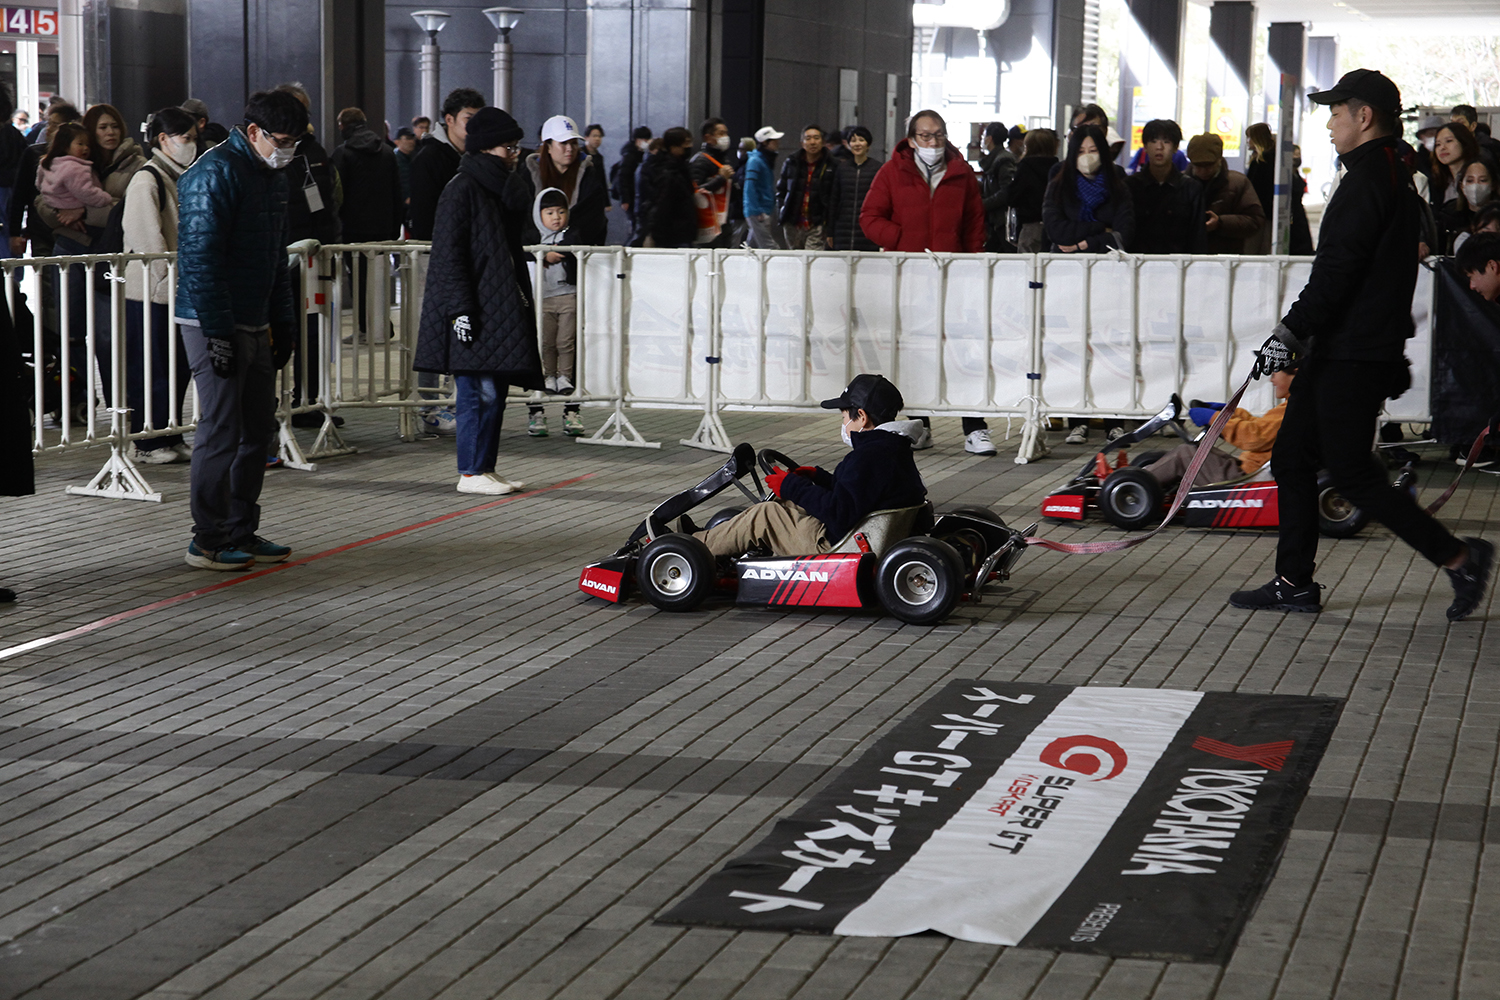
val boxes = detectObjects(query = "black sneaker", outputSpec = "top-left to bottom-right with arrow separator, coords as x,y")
1446,537 -> 1493,622
1229,577 -> 1323,613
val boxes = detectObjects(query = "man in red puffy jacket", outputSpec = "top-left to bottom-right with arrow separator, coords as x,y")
859,110 -> 995,456
859,109 -> 985,254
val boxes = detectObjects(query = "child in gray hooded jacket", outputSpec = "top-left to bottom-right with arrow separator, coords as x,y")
527,186 -> 584,437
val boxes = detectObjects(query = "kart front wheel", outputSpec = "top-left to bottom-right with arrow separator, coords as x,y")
636,534 -> 717,612
1316,485 -> 1369,538
1099,467 -> 1164,530
876,538 -> 962,625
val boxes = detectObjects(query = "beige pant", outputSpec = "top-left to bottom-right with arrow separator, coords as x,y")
541,293 -> 577,379
695,500 -> 830,557
1144,443 -> 1243,488
783,223 -> 826,251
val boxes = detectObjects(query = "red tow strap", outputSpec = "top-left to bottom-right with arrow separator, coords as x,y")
1426,425 -> 1490,515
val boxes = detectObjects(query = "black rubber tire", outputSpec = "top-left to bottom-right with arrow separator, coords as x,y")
875,537 -> 963,625
936,527 -> 988,577
1316,485 -> 1369,539
1131,450 -> 1166,468
705,506 -> 746,530
1099,466 -> 1165,530
635,533 -> 717,611
948,504 -> 1007,527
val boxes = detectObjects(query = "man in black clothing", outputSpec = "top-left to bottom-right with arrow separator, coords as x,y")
1231,69 -> 1492,621
689,117 -> 735,247
645,127 -> 697,249
613,126 -> 650,238
1451,105 -> 1500,167
408,87 -> 485,242
776,125 -> 835,249
331,107 -> 404,345
1124,119 -> 1206,254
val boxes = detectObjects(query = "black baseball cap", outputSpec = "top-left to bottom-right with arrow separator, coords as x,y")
1309,68 -> 1402,117
821,374 -> 904,423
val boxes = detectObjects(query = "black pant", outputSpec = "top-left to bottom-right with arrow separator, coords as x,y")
1273,358 -> 1461,585
917,416 -> 989,433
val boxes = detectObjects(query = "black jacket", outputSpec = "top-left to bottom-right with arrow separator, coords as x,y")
776,148 -> 836,226
407,131 -> 463,240
1281,135 -> 1420,363
1007,155 -> 1056,225
1042,170 -> 1135,252
285,133 -> 341,244
778,427 -> 927,543
331,124 -> 404,242
0,123 -> 27,190
645,151 -> 697,248
979,148 -> 1018,232
414,153 -> 543,386
827,156 -> 883,251
612,140 -> 644,211
1125,168 -> 1207,254
506,151 -> 608,247
0,295 -> 32,499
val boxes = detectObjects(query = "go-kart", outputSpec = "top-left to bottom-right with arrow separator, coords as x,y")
578,443 -> 1037,625
1040,394 -> 1410,538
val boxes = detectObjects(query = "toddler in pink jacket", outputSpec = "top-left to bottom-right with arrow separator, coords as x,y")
37,122 -> 114,214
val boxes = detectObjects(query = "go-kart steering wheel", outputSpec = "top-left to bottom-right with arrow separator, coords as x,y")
757,448 -> 802,477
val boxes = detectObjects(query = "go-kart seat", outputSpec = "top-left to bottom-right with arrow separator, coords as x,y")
826,505 -> 927,556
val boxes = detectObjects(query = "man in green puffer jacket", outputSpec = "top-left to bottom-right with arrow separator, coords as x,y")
175,89 -> 304,572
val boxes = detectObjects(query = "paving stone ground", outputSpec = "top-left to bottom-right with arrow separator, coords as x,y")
0,403 -> 1496,1000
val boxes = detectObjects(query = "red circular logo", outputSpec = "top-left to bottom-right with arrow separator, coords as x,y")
1040,735 -> 1129,780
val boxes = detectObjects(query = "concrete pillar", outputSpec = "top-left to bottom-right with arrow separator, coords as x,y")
1116,0 -> 1185,162
1306,36 -> 1338,93
57,0 -> 86,106
1205,1 -> 1254,173
1265,21 -> 1306,254
992,0 -> 1085,135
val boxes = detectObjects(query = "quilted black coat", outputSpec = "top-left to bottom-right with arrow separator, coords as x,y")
414,153 -> 544,387
0,298 -> 33,498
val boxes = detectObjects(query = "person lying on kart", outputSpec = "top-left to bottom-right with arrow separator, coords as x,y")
692,373 -> 928,557
1143,368 -> 1294,489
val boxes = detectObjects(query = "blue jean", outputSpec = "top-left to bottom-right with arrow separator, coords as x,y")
455,374 -> 509,475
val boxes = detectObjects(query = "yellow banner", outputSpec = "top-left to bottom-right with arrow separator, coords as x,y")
1211,98 -> 1242,156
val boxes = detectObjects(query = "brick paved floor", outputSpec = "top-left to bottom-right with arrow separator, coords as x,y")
0,404 -> 1496,1000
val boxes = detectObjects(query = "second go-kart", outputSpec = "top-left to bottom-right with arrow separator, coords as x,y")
579,443 -> 1037,625
1040,394 -> 1409,538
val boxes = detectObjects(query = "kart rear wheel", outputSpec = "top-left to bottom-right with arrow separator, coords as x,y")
948,505 -> 1007,527
1317,485 -> 1369,538
1131,450 -> 1166,468
875,538 -> 962,625
1099,467 -> 1164,530
636,534 -> 717,612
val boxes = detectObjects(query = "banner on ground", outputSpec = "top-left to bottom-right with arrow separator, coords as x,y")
659,681 -> 1341,963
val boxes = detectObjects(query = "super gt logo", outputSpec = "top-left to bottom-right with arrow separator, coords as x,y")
1186,498 -> 1263,509
741,568 -> 832,582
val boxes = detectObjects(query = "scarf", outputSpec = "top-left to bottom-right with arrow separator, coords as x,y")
1075,170 -> 1109,223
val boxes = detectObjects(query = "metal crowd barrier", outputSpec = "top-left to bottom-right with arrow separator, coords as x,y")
17,241 -> 1438,500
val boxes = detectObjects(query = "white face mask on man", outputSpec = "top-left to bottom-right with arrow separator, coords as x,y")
714,134 -> 731,152
914,143 -> 944,166
262,145 -> 295,170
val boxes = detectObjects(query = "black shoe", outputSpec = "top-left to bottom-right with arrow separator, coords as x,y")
678,513 -> 700,534
1446,538 -> 1493,622
1229,577 -> 1323,613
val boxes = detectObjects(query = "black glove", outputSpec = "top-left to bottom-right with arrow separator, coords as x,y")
452,314 -> 473,343
206,335 -> 235,378
1254,323 -> 1306,379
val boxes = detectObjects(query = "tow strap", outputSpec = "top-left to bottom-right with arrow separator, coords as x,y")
1024,369 -> 1489,555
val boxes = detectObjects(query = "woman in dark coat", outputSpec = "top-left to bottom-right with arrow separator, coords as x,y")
1007,129 -> 1058,252
1,294 -> 33,602
644,127 -> 698,249
414,108 -> 543,497
1042,124 -> 1134,253
827,125 -> 882,251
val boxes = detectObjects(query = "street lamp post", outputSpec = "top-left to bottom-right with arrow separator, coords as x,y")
411,10 -> 451,124
484,8 -> 524,111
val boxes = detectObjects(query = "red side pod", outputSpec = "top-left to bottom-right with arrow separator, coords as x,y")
736,553 -> 868,608
579,564 -> 627,602
1180,482 -> 1281,529
1041,494 -> 1087,520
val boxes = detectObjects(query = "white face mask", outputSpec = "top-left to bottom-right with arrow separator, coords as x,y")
1077,152 -> 1101,175
914,143 -> 943,166
1465,182 -> 1493,206
714,134 -> 731,151
636,138 -> 648,150
166,136 -> 196,167
264,145 -> 295,170
841,423 -> 853,447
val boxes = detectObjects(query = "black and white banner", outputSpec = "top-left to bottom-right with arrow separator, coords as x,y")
659,681 -> 1341,963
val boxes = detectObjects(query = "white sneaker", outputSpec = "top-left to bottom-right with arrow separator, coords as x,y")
491,472 -> 527,490
422,408 -> 457,435
172,442 -> 194,460
1106,425 -> 1125,442
457,473 -> 516,495
964,429 -> 997,456
544,375 -> 559,393
555,374 -> 574,393
1065,425 -> 1089,445
133,445 -> 182,464
910,422 -> 933,450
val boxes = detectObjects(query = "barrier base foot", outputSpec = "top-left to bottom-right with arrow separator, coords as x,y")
680,410 -> 733,454
65,446 -> 163,502
306,414 -> 359,462
1014,420 -> 1050,466
275,418 -> 317,471
576,406 -> 661,450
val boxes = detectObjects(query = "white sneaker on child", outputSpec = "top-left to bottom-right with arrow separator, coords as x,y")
555,375 -> 574,393
544,375 -> 559,393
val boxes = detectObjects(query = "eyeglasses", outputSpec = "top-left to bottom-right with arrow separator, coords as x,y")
249,123 -> 300,149
914,130 -> 947,143
500,143 -> 520,153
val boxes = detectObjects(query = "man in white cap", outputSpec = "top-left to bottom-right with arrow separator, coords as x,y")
743,125 -> 786,248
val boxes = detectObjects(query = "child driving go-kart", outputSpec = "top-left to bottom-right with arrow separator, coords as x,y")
691,373 -> 928,556
1143,368 -> 1292,489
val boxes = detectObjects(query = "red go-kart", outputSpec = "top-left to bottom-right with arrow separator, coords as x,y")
579,444 -> 1036,625
1041,394 -> 1408,538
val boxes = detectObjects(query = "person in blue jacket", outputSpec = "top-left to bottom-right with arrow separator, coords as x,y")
693,374 -> 927,557
743,125 -> 786,249
175,89 -> 305,571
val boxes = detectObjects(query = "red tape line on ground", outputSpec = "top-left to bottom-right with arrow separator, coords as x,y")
0,474 -> 595,662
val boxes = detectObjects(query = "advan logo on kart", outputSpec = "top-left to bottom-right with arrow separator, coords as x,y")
1044,503 -> 1083,515
1186,498 -> 1264,509
741,568 -> 832,582
580,578 -> 618,595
